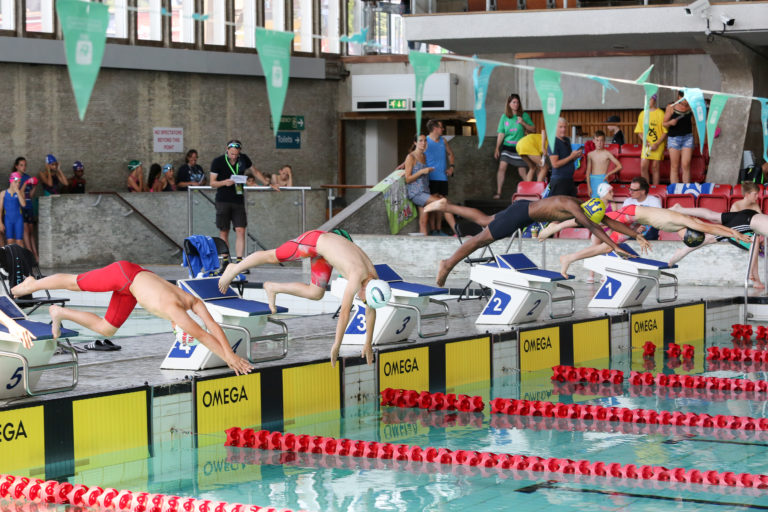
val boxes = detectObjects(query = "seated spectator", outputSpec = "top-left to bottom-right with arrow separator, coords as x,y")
176,149 -> 205,190
245,170 -> 257,187
271,165 -> 293,188
147,163 -> 164,192
127,160 -> 146,192
622,176 -> 662,240
161,164 -> 177,191
39,154 -> 69,196
67,161 -> 86,194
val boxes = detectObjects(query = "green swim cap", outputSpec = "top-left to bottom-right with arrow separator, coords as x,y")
128,160 -> 142,170
331,228 -> 353,242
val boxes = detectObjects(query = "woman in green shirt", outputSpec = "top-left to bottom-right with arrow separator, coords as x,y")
494,93 -> 535,199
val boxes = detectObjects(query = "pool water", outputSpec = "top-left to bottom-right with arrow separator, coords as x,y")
16,332 -> 768,511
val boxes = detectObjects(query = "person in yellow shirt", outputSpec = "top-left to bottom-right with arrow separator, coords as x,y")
634,94 -> 668,185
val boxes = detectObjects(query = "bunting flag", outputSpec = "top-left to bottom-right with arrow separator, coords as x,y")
408,51 -> 443,132
472,59 -> 497,148
635,65 -> 654,84
587,76 -> 618,105
705,94 -> 728,151
255,28 -> 295,136
641,84 -> 659,153
340,28 -> 368,44
56,0 -> 109,120
761,99 -> 768,163
533,68 -> 563,152
683,87 -> 707,152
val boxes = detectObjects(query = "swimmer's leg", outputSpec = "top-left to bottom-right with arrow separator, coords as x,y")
667,205 -> 722,223
12,273 -> 80,297
425,199 -> 494,227
49,304 -> 118,339
263,281 -> 325,310
219,249 -> 279,293
668,234 -> 716,266
750,214 -> 768,237
537,219 -> 578,241
437,228 -> 495,287
559,243 -> 612,279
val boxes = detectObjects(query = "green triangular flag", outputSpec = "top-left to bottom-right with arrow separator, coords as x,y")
56,0 -> 109,120
255,28 -> 295,136
706,94 -> 728,151
408,51 -> 442,133
472,58 -> 497,148
635,65 -> 654,84
533,68 -> 563,152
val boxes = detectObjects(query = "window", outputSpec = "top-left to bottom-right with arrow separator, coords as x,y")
204,0 -> 226,45
320,0 -> 339,53
293,0 -> 312,51
26,0 -> 53,33
345,0 -> 363,55
171,0 -> 195,43
105,0 -> 128,38
0,0 -> 15,31
137,0 -> 162,41
265,0 -> 284,31
234,0 -> 255,47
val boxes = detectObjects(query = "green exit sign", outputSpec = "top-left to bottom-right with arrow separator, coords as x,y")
387,98 -> 409,110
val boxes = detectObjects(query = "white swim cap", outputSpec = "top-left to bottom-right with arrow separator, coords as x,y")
597,182 -> 613,198
365,280 -> 391,309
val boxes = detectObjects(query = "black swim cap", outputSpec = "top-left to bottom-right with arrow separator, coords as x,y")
683,228 -> 705,248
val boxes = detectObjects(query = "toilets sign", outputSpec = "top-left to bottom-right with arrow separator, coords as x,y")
276,131 -> 301,149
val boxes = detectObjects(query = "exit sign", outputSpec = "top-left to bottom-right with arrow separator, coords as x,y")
387,98 -> 409,110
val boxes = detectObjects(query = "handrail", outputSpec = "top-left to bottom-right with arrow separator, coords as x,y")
320,184 -> 375,221
89,191 -> 182,253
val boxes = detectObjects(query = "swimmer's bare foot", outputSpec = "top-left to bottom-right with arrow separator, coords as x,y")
218,263 -> 239,294
11,275 -> 37,297
263,281 -> 278,314
424,197 -> 447,214
49,305 -> 63,339
537,222 -> 559,242
559,254 -> 574,279
436,260 -> 450,287
669,203 -> 683,212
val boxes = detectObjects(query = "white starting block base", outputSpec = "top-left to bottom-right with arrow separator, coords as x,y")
161,278 -> 288,371
584,244 -> 678,309
330,264 -> 449,346
470,253 -> 575,325
0,296 -> 78,399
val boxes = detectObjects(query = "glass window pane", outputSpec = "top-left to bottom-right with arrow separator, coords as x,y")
105,0 -> 128,38
171,0 -> 195,43
320,0 -> 339,53
265,0 -> 284,31
293,0 -> 312,52
345,0 -> 363,55
137,0 -> 162,40
25,0 -> 53,33
204,0 -> 226,45
0,0 -> 15,31
234,0 -> 255,47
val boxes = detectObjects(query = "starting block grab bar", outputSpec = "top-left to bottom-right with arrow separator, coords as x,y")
220,319 -> 288,364
492,279 -> 576,319
602,267 -> 678,303
0,342 -> 78,397
387,298 -> 450,338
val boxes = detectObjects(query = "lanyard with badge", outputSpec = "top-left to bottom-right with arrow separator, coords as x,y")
226,156 -> 243,195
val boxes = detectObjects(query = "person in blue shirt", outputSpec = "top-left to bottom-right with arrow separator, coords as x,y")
424,119 -> 456,235
547,117 -> 582,197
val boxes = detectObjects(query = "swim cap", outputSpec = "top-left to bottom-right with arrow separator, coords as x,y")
365,280 -> 391,309
162,164 -> 173,174
581,198 -> 606,224
596,182 -> 612,198
9,172 -> 21,182
128,160 -> 142,170
27,177 -> 38,186
73,161 -> 84,171
331,228 -> 353,242
46,154 -> 57,165
683,228 -> 705,248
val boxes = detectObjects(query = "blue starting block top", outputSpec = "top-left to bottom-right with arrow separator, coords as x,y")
180,278 -> 239,299
179,278 -> 287,315
0,296 -> 78,340
491,254 -> 573,281
609,244 -> 677,270
374,264 -> 447,296
0,296 -> 25,320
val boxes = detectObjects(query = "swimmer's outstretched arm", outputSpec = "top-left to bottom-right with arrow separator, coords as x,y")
0,309 -> 35,349
569,205 -> 632,258
331,277 -> 370,367
601,217 -> 651,253
684,217 -> 752,243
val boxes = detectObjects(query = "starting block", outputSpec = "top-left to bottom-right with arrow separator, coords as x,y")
0,296 -> 78,399
161,278 -> 289,370
470,253 -> 575,325
330,264 -> 449,346
583,244 -> 678,308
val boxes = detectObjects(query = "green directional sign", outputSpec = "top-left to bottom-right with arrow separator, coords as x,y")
387,98 -> 408,110
270,115 -> 305,131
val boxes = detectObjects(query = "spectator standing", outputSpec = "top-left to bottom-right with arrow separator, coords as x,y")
38,154 -> 68,196
270,165 -> 294,188
67,161 -> 86,194
147,164 -> 164,192
405,133 -> 457,236
127,160 -> 146,192
176,149 -> 206,191
664,90 -> 694,184
13,158 -> 38,262
425,120 -> 455,234
634,94 -> 667,185
547,118 -> 582,197
605,115 -> 624,146
585,130 -> 622,198
494,93 -> 535,197
209,140 -> 275,261
0,173 -> 27,247
161,164 -> 177,191
622,176 -> 662,240
516,132 -> 550,183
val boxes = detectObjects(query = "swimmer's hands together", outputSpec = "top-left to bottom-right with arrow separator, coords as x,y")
226,353 -> 253,375
615,247 -> 635,259
733,231 -> 752,244
12,324 -> 36,349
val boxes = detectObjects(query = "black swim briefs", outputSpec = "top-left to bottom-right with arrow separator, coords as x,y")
721,210 -> 757,232
487,200 -> 532,240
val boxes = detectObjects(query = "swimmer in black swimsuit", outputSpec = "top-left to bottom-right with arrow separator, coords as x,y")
425,196 -> 643,286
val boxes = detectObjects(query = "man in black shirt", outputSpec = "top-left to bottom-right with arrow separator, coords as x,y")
209,140 -> 275,261
605,115 -> 625,146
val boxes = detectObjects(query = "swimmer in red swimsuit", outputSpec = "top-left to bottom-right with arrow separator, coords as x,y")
218,230 -> 380,367
11,261 -> 253,375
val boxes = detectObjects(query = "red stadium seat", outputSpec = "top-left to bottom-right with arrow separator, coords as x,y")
606,143 -> 621,156
690,156 -> 706,183
732,184 -> 764,197
666,194 -> 696,209
618,157 -> 641,182
697,194 -> 729,213
762,196 -> 768,214
730,195 -> 744,210
710,184 -> 732,197
659,159 -> 671,184
558,227 -> 591,239
620,144 -> 643,157
512,193 -> 541,202
573,156 -> 588,183
649,185 -> 668,204
516,181 -> 547,196
577,183 -> 589,197
659,230 -> 682,241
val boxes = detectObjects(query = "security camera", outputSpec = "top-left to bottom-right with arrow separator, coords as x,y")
720,13 -> 735,26
684,0 -> 710,17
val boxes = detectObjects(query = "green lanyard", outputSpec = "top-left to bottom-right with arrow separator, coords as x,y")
225,156 -> 243,194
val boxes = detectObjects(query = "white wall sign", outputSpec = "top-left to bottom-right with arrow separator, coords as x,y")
153,127 -> 184,153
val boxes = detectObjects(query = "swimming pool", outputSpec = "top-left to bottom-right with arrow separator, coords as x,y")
10,328 -> 768,512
